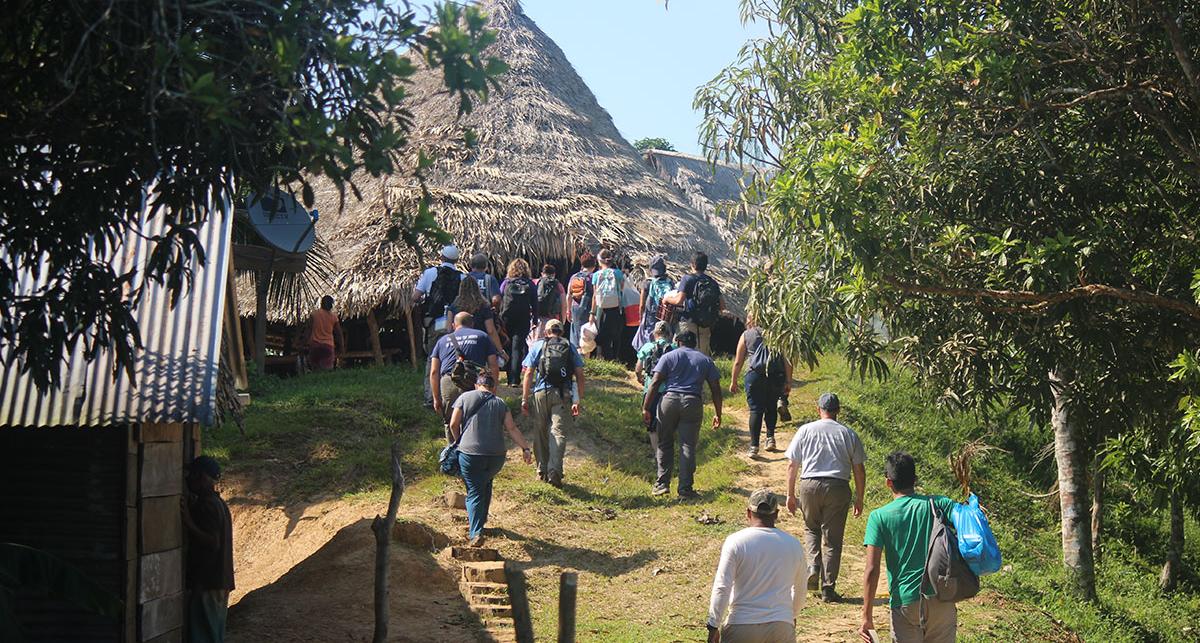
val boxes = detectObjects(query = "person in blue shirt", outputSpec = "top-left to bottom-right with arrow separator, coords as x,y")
642,330 -> 723,499
430,312 -> 499,439
520,319 -> 585,488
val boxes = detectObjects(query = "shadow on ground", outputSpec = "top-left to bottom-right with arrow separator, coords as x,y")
228,518 -> 486,643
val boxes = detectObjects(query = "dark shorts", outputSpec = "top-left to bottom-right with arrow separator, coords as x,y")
308,343 -> 335,370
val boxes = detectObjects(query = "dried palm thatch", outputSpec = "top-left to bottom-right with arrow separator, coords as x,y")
234,236 -> 337,324
292,0 -> 745,320
643,148 -> 768,246
949,439 -> 1009,496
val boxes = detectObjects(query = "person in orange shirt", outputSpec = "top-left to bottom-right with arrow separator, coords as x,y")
306,295 -> 345,371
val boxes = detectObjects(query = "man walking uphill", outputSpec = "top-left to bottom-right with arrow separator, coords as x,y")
182,456 -> 234,643
430,312 -> 500,440
707,489 -> 808,643
860,453 -> 960,643
664,251 -> 723,356
521,319 -> 585,488
643,330 -> 722,499
785,393 -> 866,603
414,244 -> 464,406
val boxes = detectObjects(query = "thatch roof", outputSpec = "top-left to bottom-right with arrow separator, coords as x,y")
264,0 -> 743,320
642,148 -> 767,245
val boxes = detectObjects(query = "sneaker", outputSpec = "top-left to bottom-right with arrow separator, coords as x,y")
748,446 -> 759,458
765,437 -> 777,451
678,489 -> 701,500
538,471 -> 547,482
469,535 -> 486,548
652,485 -> 670,496
548,471 -> 563,488
821,587 -> 842,603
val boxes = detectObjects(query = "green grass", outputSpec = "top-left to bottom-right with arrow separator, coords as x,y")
797,355 -> 1200,643
213,356 -> 1200,642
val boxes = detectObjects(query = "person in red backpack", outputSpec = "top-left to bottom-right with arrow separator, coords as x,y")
567,251 -> 597,349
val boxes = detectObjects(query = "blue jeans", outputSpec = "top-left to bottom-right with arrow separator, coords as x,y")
570,303 -> 588,348
458,452 -> 506,538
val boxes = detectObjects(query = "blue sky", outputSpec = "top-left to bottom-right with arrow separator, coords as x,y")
517,1 -> 766,155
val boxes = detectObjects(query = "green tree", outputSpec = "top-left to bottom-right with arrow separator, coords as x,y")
0,0 -> 506,389
632,137 -> 676,152
699,0 -> 1200,600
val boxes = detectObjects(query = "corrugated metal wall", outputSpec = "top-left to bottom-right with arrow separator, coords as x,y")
0,426 -> 126,641
0,193 -> 232,427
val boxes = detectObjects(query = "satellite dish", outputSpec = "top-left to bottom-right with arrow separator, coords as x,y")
245,189 -> 316,254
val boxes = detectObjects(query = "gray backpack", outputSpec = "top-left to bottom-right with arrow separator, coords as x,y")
924,498 -> 980,603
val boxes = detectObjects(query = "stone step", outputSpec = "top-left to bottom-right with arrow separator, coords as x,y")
452,546 -> 501,562
462,561 -> 507,584
469,593 -> 510,606
462,581 -> 509,596
471,604 -> 513,618
445,490 -> 467,510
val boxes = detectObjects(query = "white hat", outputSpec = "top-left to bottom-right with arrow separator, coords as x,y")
441,245 -> 460,261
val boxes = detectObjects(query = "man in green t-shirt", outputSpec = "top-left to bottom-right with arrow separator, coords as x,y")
859,452 -> 958,643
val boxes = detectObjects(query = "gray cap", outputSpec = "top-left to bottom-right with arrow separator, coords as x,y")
818,392 -> 840,411
747,488 -> 780,515
653,320 -> 671,337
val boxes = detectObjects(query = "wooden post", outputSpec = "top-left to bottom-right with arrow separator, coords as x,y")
254,270 -> 269,373
371,443 -> 405,643
403,305 -> 419,368
367,310 -> 385,366
506,564 -> 535,643
557,571 -> 577,643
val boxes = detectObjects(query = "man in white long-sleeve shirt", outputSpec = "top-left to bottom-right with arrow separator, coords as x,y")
707,489 -> 809,643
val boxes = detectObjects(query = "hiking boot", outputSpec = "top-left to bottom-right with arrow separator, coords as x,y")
652,485 -> 670,496
678,489 -> 701,501
765,437 -> 777,451
469,535 -> 486,548
538,471 -> 547,482
807,573 -> 820,592
821,587 -> 842,603
748,445 -> 759,458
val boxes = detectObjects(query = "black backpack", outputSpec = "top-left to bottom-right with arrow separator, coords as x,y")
642,340 -> 672,376
537,277 -> 562,317
690,274 -> 721,328
425,266 -> 462,319
925,498 -> 980,603
747,330 -> 786,392
538,337 -> 574,392
501,277 -> 535,324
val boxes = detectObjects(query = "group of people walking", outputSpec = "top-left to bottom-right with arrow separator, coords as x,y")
412,244 -> 964,642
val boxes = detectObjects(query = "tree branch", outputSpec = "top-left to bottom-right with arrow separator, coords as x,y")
882,277 -> 1200,321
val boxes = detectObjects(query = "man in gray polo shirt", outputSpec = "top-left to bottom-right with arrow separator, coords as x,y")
784,393 -> 866,603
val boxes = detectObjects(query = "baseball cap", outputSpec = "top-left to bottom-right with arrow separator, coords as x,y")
747,488 -> 780,515
818,392 -> 840,411
441,245 -> 460,261
190,455 -> 221,481
545,319 -> 564,333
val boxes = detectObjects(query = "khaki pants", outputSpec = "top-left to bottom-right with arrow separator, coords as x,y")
440,374 -> 466,441
530,389 -> 572,478
720,621 -> 795,643
798,478 -> 852,590
678,320 -> 712,356
891,598 -> 957,643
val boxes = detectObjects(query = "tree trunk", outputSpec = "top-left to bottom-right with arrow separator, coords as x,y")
1091,455 -> 1104,565
1160,492 -> 1185,592
372,443 -> 405,643
254,270 -> 269,373
1049,368 -> 1097,600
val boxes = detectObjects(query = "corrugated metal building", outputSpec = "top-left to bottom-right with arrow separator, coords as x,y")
0,192 -> 236,642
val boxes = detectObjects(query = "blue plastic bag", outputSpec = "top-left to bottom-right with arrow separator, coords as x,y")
951,493 -> 1002,576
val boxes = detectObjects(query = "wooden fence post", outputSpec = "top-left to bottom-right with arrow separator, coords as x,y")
404,306 -> 419,368
557,571 -> 577,643
371,443 -> 405,643
366,310 -> 385,366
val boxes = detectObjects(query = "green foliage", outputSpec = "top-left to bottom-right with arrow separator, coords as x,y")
699,0 -> 1200,598
0,543 -> 123,641
632,137 -> 676,152
1,0 -> 505,390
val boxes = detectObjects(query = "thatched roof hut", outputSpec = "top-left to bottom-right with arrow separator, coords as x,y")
279,0 -> 743,322
642,148 -> 768,246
